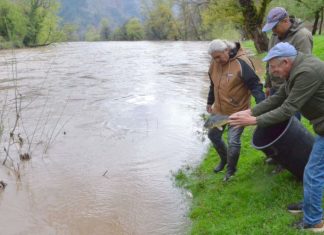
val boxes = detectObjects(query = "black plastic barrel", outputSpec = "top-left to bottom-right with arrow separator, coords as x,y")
252,117 -> 314,180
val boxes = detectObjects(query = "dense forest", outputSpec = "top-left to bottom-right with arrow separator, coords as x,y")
1,0 -> 324,52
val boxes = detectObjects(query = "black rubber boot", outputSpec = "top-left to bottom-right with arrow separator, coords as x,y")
223,146 -> 240,181
213,142 -> 227,173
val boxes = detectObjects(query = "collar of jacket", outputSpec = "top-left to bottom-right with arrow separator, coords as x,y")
276,17 -> 304,40
229,42 -> 241,59
288,52 -> 305,81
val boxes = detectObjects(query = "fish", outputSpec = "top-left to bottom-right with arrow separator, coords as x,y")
204,115 -> 229,130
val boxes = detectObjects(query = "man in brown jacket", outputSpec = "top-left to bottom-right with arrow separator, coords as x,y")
206,39 -> 265,181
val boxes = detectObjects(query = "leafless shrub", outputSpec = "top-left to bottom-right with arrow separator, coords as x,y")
0,48 -> 70,181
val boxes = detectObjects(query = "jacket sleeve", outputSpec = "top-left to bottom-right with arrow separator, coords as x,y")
252,85 -> 287,116
207,73 -> 215,105
237,58 -> 265,104
254,70 -> 321,127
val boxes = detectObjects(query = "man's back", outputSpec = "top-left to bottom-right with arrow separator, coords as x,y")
255,53 -> 324,135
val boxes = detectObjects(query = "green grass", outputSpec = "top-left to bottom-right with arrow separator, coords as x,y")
176,36 -> 324,234
313,35 -> 324,60
241,40 -> 267,60
243,34 -> 324,60
177,121 -> 314,234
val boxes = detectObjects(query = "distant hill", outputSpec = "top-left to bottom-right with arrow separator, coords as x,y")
58,0 -> 143,29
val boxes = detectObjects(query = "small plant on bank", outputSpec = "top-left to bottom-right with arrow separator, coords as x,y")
0,46 -> 70,185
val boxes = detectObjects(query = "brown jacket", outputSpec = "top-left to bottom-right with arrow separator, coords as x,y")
208,48 -> 255,115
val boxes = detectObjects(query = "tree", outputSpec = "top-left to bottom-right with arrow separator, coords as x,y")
295,0 -> 324,34
99,18 -> 111,40
238,0 -> 271,53
144,0 -> 180,40
111,27 -> 124,40
271,0 -> 324,35
85,25 -> 100,41
0,0 -> 62,47
36,1 -> 62,45
61,23 -> 79,41
110,19 -> 144,41
125,18 -> 144,40
201,0 -> 242,40
0,0 -> 27,46
201,0 -> 270,53
175,0 -> 207,40
21,0 -> 61,46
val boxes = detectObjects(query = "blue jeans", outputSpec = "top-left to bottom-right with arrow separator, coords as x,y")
208,125 -> 244,148
303,135 -> 324,225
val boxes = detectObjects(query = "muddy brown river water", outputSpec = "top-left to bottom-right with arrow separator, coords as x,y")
0,42 -> 212,235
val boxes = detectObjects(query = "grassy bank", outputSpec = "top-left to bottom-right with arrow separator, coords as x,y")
176,35 -> 324,234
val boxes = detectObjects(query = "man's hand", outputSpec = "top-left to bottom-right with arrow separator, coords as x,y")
206,104 -> 212,113
229,109 -> 257,127
231,109 -> 252,117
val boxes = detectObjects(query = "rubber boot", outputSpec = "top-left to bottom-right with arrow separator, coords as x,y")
213,142 -> 227,173
224,146 -> 240,181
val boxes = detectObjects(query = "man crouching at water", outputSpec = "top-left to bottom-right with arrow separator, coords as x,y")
229,42 -> 324,232
205,39 -> 265,181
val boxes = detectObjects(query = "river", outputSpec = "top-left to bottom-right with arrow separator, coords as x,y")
0,41 -> 211,235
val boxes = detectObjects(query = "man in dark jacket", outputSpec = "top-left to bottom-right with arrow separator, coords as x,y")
262,7 -> 313,96
262,7 -> 312,166
206,39 -> 265,181
229,42 -> 324,232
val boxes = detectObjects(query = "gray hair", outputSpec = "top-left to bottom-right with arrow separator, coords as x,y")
276,55 -> 297,62
208,39 -> 236,55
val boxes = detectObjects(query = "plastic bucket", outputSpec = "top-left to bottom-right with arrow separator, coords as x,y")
252,117 -> 314,180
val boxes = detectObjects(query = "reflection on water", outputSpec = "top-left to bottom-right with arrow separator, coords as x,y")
0,42 -> 211,235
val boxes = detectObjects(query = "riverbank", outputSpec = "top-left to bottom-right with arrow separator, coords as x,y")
0,41 -> 52,50
176,36 -> 324,234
